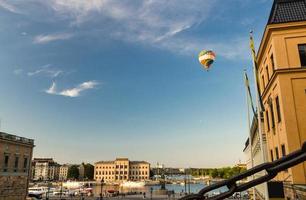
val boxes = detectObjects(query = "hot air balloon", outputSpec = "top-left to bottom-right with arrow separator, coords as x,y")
198,50 -> 216,71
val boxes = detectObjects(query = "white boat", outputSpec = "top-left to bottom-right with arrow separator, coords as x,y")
28,186 -> 48,196
62,181 -> 84,189
120,181 -> 145,188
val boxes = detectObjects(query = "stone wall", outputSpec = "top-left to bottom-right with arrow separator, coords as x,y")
0,175 -> 28,200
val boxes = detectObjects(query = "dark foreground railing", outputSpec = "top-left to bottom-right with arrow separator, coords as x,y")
180,141 -> 306,200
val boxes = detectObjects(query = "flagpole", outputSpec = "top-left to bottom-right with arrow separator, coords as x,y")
249,31 -> 269,200
244,70 -> 256,200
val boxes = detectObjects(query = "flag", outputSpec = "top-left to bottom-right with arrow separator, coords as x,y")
244,71 -> 256,117
249,31 -> 265,112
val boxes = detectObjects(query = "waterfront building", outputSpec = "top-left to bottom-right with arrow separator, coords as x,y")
59,164 -> 70,181
94,158 -> 150,182
243,116 -> 268,199
78,163 -> 85,180
0,132 -> 34,200
32,158 -> 60,181
256,0 -> 306,198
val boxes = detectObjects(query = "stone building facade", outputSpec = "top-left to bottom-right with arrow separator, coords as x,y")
94,158 -> 150,182
59,164 -> 70,181
32,158 -> 60,181
0,132 -> 34,200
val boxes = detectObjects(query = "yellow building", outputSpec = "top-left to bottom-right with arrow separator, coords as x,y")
94,158 -> 150,182
256,0 -> 306,198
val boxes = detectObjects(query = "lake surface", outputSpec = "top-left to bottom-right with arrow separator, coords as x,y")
92,183 -> 228,196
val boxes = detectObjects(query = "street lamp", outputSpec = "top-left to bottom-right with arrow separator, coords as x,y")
100,178 -> 104,200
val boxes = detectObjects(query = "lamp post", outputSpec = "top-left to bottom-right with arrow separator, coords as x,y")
60,182 -> 63,200
100,178 -> 104,200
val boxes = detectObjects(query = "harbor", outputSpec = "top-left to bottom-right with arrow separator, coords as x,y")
29,180 -> 248,199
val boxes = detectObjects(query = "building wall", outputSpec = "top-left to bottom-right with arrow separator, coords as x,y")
59,165 -> 69,181
0,133 -> 34,200
243,119 -> 268,199
32,159 -> 60,181
94,158 -> 150,182
257,22 -> 306,185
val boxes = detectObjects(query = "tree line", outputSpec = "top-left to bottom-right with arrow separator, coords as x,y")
185,166 -> 247,179
67,163 -> 94,180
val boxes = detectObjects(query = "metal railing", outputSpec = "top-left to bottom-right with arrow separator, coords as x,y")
180,141 -> 306,200
0,131 -> 34,145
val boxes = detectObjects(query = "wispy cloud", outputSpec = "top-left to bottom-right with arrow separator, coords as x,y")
13,68 -> 23,75
46,82 -> 57,94
33,33 -> 73,44
36,0 -> 216,49
2,0 -> 250,59
45,81 -> 99,97
0,0 -> 22,14
28,65 -> 63,78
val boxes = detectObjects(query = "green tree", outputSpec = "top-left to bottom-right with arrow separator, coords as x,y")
210,168 -> 218,178
84,163 -> 94,180
67,165 -> 80,180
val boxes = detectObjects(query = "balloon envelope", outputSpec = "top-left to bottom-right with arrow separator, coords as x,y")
198,50 -> 216,70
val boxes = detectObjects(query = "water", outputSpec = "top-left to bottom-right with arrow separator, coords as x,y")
92,183 -> 227,196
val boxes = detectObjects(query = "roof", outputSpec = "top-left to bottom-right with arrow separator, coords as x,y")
0,131 -> 34,145
95,161 -> 115,164
268,0 -> 306,24
130,161 -> 150,165
33,158 -> 56,164
115,158 -> 129,161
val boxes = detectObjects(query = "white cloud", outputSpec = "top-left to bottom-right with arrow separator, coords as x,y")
28,65 -> 63,78
0,0 -> 22,14
2,0 -> 250,60
156,35 -> 250,60
46,82 -> 57,94
45,81 -> 99,97
42,0 -> 215,45
33,33 -> 73,44
13,68 -> 23,75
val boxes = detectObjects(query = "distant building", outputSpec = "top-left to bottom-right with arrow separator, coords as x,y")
32,158 -> 60,181
243,116 -> 268,199
78,163 -> 85,180
59,164 -> 70,181
0,132 -> 34,199
94,158 -> 150,182
256,0 -> 306,199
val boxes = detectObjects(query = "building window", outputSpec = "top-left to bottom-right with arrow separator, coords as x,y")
281,144 -> 286,157
270,150 -> 274,161
269,99 -> 275,129
23,157 -> 28,172
275,147 -> 279,160
4,155 -> 9,172
261,75 -> 265,89
298,44 -> 306,67
266,110 -> 270,132
266,66 -> 269,80
275,96 -> 281,123
14,157 -> 19,172
270,54 -> 275,70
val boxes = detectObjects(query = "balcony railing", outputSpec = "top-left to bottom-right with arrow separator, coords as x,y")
0,132 -> 34,145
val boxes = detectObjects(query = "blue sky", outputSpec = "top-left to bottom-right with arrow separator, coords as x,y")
0,0 -> 273,168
